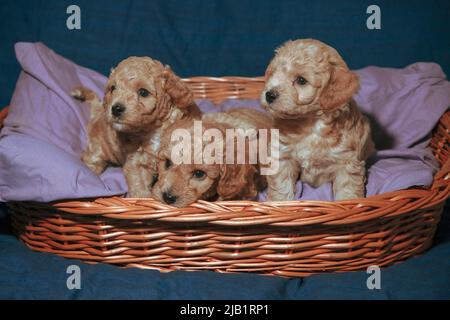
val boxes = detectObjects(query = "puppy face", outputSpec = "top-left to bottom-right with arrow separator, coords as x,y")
153,157 -> 221,207
103,56 -> 194,132
152,119 -> 258,207
151,120 -> 219,207
261,39 -> 359,119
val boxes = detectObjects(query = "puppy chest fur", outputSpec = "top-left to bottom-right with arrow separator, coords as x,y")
261,39 -> 374,200
280,104 -> 371,189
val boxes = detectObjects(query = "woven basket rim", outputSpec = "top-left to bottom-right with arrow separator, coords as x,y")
1,75 -> 450,227
3,75 -> 448,277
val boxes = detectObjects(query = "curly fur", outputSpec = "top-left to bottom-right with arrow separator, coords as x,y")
71,56 -> 201,197
151,109 -> 271,207
260,39 -> 375,200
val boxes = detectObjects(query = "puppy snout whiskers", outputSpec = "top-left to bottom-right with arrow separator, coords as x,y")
162,191 -> 178,205
265,90 -> 278,104
111,103 -> 126,118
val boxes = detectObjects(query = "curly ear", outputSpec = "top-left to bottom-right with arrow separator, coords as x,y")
319,63 -> 359,110
162,67 -> 195,109
217,164 -> 258,200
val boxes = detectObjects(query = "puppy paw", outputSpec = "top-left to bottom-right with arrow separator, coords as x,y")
71,87 -> 86,101
71,86 -> 98,103
82,158 -> 106,175
127,189 -> 152,198
334,191 -> 364,201
266,192 -> 295,202
88,164 -> 105,175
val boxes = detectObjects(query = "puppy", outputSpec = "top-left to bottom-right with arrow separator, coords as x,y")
72,56 -> 201,197
152,109 -> 271,207
261,39 -> 374,201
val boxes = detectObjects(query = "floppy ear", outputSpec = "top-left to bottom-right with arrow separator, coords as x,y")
217,164 -> 258,200
102,81 -> 115,112
162,67 -> 195,109
264,61 -> 276,81
319,63 -> 359,110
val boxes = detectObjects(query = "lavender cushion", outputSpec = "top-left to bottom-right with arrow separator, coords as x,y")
1,42 -> 449,202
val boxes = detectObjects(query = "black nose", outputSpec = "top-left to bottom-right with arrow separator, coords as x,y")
265,90 -> 278,104
111,103 -> 125,117
162,191 -> 177,205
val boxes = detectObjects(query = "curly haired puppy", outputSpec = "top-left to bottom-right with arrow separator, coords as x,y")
151,109 -> 271,207
72,56 -> 201,197
261,39 -> 374,200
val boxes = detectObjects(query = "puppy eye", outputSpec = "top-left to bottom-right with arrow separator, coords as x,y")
150,174 -> 158,188
192,170 -> 206,179
110,85 -> 116,93
296,76 -> 308,85
138,88 -> 150,97
164,159 -> 172,169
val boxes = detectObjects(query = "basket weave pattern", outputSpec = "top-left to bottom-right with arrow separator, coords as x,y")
2,77 -> 450,277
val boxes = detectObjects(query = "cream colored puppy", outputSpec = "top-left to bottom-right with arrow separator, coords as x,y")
261,39 -> 374,200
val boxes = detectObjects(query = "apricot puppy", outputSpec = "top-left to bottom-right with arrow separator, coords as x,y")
72,56 -> 201,197
261,39 -> 374,200
152,109 -> 271,207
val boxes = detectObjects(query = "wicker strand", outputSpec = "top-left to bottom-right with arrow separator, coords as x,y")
1,76 -> 449,277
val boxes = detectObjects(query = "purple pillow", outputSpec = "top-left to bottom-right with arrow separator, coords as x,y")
0,42 -> 217,202
1,42 -> 449,202
0,42 -> 129,201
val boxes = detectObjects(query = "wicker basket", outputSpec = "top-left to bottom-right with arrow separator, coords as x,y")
1,76 -> 449,277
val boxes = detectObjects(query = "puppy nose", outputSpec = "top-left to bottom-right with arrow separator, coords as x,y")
162,191 -> 177,205
265,90 -> 278,104
111,103 -> 125,117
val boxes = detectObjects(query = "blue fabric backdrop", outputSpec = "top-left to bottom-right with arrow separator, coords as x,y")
0,0 -> 450,299
1,0 -> 450,108
0,203 -> 449,299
